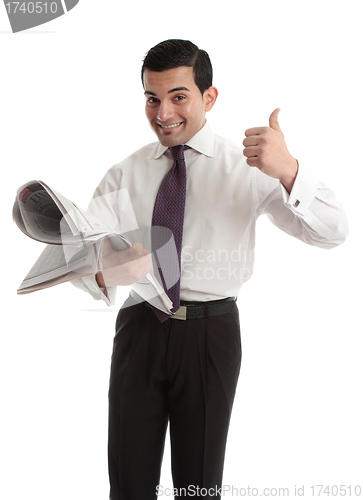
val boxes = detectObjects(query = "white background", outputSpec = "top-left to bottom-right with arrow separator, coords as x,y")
1,0 -> 362,498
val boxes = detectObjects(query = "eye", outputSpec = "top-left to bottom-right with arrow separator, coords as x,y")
146,97 -> 160,105
174,95 -> 186,102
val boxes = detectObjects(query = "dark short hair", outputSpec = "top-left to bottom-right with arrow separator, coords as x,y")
141,39 -> 213,95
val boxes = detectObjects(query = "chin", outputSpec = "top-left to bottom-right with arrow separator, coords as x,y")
154,125 -> 188,147
159,136 -> 183,148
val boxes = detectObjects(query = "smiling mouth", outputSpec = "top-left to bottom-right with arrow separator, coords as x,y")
158,122 -> 183,129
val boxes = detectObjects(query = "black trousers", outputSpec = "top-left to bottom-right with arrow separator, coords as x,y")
108,298 -> 242,500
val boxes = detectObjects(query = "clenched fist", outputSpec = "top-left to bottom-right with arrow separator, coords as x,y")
96,237 -> 152,288
243,108 -> 298,193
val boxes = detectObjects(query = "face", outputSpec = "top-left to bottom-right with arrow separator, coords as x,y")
143,66 -> 218,147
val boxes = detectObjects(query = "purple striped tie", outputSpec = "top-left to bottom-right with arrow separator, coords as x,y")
151,145 -> 189,322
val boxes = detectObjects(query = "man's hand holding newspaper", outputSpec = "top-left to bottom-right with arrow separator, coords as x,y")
96,238 -> 152,288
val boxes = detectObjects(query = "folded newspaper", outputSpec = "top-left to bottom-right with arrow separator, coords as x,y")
13,180 -> 173,314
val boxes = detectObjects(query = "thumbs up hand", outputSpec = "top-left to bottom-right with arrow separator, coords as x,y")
243,108 -> 298,193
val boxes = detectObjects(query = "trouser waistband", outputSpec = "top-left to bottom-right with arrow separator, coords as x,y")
145,297 -> 236,320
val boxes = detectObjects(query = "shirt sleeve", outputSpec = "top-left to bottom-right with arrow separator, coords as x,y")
255,163 -> 349,249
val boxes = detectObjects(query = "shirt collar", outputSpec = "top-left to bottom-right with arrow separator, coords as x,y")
153,121 -> 215,159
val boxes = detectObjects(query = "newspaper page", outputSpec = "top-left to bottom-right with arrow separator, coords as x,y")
17,242 -> 100,294
13,180 -> 129,245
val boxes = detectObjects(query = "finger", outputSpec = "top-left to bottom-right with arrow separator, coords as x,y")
243,146 -> 259,158
245,126 -> 265,137
269,108 -> 283,133
243,136 -> 259,147
117,252 -> 151,272
130,242 -> 144,258
246,157 -> 260,167
115,243 -> 144,265
125,253 -> 152,278
245,127 -> 262,137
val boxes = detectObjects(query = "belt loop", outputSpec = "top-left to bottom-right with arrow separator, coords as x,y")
205,303 -> 209,318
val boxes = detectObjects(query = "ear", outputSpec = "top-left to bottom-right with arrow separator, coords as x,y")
203,86 -> 218,112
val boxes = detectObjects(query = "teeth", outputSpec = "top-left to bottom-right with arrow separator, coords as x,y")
159,122 -> 182,129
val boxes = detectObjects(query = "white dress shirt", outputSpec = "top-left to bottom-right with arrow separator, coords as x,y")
72,122 -> 348,305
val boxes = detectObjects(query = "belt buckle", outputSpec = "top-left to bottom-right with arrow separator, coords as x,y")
171,305 -> 187,320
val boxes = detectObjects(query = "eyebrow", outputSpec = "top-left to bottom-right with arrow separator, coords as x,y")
144,86 -> 190,96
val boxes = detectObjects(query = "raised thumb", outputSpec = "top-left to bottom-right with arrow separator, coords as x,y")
269,108 -> 282,133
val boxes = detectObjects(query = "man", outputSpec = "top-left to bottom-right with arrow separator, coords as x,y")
73,39 -> 348,499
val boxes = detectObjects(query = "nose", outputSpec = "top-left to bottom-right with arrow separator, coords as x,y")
157,100 -> 175,122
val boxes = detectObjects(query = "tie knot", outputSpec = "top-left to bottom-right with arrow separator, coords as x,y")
169,144 -> 190,162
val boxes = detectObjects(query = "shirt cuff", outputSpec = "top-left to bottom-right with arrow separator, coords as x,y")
280,163 -> 319,216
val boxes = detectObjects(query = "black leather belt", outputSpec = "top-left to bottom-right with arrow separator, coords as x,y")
145,297 -> 236,320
